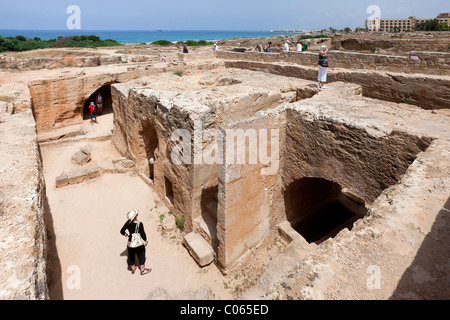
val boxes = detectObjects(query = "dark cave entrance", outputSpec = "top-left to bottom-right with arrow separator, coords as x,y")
284,177 -> 367,244
82,84 -> 114,120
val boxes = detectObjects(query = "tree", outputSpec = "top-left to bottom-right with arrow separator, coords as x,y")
416,19 -> 450,31
344,27 -> 352,34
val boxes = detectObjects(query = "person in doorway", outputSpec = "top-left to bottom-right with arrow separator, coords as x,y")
96,92 -> 103,115
318,44 -> 330,89
89,102 -> 97,124
149,157 -> 155,184
120,209 -> 151,275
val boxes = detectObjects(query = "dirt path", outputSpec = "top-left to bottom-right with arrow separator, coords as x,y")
41,116 -> 234,300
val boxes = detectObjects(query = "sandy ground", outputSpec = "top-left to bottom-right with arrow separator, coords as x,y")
41,115 -> 234,300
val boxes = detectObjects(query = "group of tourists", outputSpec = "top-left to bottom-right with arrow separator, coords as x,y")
88,92 -> 103,124
181,42 -> 219,54
282,40 -> 308,52
255,39 -> 330,89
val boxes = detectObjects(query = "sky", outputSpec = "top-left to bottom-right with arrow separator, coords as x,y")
0,0 -> 448,31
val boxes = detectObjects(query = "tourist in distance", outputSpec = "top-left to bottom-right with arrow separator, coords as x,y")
302,41 -> 308,51
149,157 -> 155,183
212,42 -> 219,51
318,44 -> 330,89
89,102 -> 97,124
96,92 -> 103,115
161,54 -> 167,63
296,41 -> 303,52
284,40 -> 290,52
120,209 -> 151,275
265,42 -> 272,53
255,42 -> 263,52
183,43 -> 189,53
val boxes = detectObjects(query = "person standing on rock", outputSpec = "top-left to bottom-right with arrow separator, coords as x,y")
89,102 -> 97,124
318,45 -> 330,89
96,92 -> 103,115
120,209 -> 151,275
284,40 -> 290,52
302,41 -> 308,52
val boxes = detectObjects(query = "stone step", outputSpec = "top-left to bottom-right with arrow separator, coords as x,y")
183,232 -> 215,267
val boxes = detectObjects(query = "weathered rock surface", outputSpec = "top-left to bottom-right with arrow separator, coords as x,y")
72,147 -> 91,165
162,214 -> 176,231
0,111 -> 48,299
183,232 -> 215,267
146,287 -> 172,300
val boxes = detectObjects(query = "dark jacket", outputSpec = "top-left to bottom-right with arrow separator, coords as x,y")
120,221 -> 147,242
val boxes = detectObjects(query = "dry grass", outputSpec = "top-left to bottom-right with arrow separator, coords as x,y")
0,96 -> 15,103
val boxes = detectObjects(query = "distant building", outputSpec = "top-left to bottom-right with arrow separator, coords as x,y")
366,13 -> 450,32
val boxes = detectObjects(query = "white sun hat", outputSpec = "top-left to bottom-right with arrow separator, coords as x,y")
127,209 -> 139,221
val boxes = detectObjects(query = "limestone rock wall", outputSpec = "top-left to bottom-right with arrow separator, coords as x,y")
223,60 -> 450,110
0,55 -> 122,71
216,51 -> 450,76
28,67 -> 150,132
282,106 -> 432,205
0,111 -> 48,300
216,112 -> 285,272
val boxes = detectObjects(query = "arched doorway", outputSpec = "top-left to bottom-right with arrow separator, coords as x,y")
82,84 -> 115,120
284,177 -> 367,244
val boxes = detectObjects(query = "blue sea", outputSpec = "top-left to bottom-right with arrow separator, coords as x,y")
0,30 -> 301,43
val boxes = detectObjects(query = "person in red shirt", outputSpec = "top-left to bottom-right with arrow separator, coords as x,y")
89,102 -> 97,124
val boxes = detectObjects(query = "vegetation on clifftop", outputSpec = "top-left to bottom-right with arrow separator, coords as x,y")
151,39 -> 214,46
415,19 -> 450,31
0,35 -> 121,53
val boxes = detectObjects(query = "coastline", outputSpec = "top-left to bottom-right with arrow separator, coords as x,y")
0,29 -> 301,44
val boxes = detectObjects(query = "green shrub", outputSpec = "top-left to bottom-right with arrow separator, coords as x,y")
175,215 -> 185,232
179,40 -> 213,46
174,70 -> 184,77
299,34 -> 329,40
151,39 -> 172,45
0,34 -> 120,53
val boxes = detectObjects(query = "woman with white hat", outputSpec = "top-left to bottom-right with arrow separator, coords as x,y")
120,209 -> 151,275
318,44 -> 330,89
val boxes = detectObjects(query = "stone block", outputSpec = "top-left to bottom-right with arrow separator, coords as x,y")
183,232 -> 214,267
72,149 -> 91,165
98,161 -> 118,173
112,157 -> 127,164
162,214 -> 176,231
55,173 -> 69,188
120,159 -> 135,168
85,166 -> 100,179
68,168 -> 87,184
